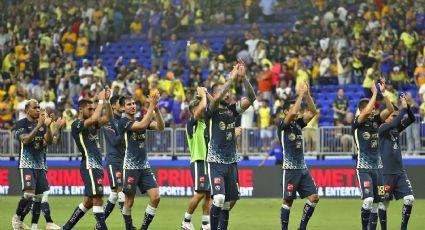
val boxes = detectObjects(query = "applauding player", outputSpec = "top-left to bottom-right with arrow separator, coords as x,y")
378,95 -> 415,230
278,82 -> 319,230
206,61 -> 256,230
12,100 -> 54,230
119,94 -> 164,230
352,81 -> 394,230
181,87 -> 211,230
63,89 -> 113,230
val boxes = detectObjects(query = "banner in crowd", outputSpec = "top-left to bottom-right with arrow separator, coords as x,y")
1,162 -> 424,198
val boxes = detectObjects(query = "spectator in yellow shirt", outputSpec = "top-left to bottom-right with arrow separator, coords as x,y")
75,32 -> 89,58
61,28 -> 77,57
186,36 -> 200,65
92,7 -> 104,27
130,17 -> 143,35
0,97 -> 13,129
390,66 -> 407,90
363,62 -> 379,97
258,100 -> 272,153
400,25 -> 419,52
17,47 -> 30,72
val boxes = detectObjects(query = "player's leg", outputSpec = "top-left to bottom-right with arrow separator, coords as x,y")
19,201 -> 32,229
182,192 -> 205,230
281,169 -> 298,230
140,169 -> 160,230
378,174 -> 394,230
378,201 -> 390,230
218,163 -> 239,230
104,164 -> 123,219
208,163 -> 226,230
86,169 -> 107,230
201,192 -> 212,229
122,169 -> 138,230
356,169 -> 374,230
368,170 -> 384,230
12,169 -> 36,230
298,170 -> 319,230
41,190 -> 61,229
63,196 -> 93,230
394,173 -> 415,230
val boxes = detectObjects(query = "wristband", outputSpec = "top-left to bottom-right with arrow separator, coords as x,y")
98,100 -> 104,105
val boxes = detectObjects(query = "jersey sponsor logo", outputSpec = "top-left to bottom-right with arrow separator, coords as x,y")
127,176 -> 135,184
219,122 -> 226,130
116,171 -> 122,178
215,185 -> 221,191
25,174 -> 32,181
39,127 -> 44,132
214,177 -> 221,184
373,122 -> 378,129
384,185 -> 391,192
26,181 -> 31,187
363,181 -> 371,188
199,176 -> 205,182
99,186 -> 103,192
287,183 -> 294,191
288,133 -> 296,141
97,178 -> 103,185
363,132 -> 371,140
364,188 -> 370,194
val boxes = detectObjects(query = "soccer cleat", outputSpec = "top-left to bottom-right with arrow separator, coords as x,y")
45,223 -> 62,230
12,214 -> 21,230
181,221 -> 196,230
21,222 -> 31,230
30,224 -> 41,230
201,224 -> 211,230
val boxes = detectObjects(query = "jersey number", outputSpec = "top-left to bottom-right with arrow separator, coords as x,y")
378,186 -> 385,196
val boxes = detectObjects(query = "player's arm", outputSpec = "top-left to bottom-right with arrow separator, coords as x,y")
303,82 -> 318,124
284,85 -> 306,125
380,81 -> 395,122
51,117 -> 65,144
97,87 -> 113,127
103,124 -> 123,146
18,113 -> 46,144
238,61 -> 256,111
398,96 -> 416,132
84,90 -> 106,128
43,114 -> 53,145
194,87 -> 208,120
209,65 -> 238,112
130,94 -> 159,131
358,82 -> 378,124
149,107 -> 165,131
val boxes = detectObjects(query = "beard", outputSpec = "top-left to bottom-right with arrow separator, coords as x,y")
219,100 -> 229,107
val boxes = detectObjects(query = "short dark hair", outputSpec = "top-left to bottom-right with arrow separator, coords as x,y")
119,95 -> 133,106
283,100 -> 295,111
110,95 -> 121,105
211,83 -> 223,94
189,98 -> 201,113
78,99 -> 93,109
357,98 -> 370,111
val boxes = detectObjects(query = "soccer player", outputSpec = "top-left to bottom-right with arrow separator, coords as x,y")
378,95 -> 415,230
11,99 -> 54,230
352,81 -> 394,230
63,89 -> 112,230
181,87 -> 211,230
18,114 -> 66,230
103,95 -> 126,220
278,82 -> 319,230
206,61 -> 256,230
119,94 -> 164,230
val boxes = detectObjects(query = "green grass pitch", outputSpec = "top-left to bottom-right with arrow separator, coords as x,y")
2,196 -> 424,229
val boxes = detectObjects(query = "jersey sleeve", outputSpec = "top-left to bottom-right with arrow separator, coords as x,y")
186,118 -> 196,139
204,104 -> 213,120
352,115 -> 361,129
119,118 -> 135,133
278,118 -> 289,130
71,119 -> 85,135
103,122 -> 122,147
229,103 -> 245,116
15,120 -> 28,139
296,118 -> 307,129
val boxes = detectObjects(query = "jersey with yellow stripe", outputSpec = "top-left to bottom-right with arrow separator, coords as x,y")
118,116 -> 150,170
15,118 -> 47,169
277,118 -> 307,169
71,119 -> 103,169
352,115 -> 383,169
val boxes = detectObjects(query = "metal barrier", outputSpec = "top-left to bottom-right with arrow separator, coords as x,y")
2,116 -> 425,158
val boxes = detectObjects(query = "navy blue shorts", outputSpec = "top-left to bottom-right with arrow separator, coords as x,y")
80,168 -> 104,197
20,168 -> 49,195
356,169 -> 384,202
208,162 -> 239,202
107,163 -> 123,189
123,168 -> 158,194
190,160 -> 210,192
282,169 -> 317,200
383,173 -> 414,200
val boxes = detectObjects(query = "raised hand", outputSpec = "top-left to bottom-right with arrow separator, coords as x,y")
105,86 -> 111,100
149,93 -> 160,109
55,117 -> 66,129
378,78 -> 385,92
299,83 -> 307,95
44,113 -> 53,127
371,81 -> 377,94
37,113 -> 46,128
401,94 -> 408,109
304,81 -> 311,96
98,89 -> 106,101
229,64 -> 239,81
237,59 -> 246,78
197,87 -> 207,97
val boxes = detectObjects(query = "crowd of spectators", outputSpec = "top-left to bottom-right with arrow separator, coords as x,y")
1,0 -> 425,153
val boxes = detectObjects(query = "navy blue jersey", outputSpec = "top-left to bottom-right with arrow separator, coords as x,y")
104,114 -> 125,164
205,104 -> 242,164
71,119 -> 103,169
352,115 -> 383,169
379,108 -> 415,174
15,118 -> 47,169
119,116 -> 149,169
277,118 -> 307,169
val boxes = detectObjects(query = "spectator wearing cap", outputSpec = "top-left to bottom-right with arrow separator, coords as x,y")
390,66 -> 407,90
79,59 -> 93,87
75,31 -> 89,58
151,35 -> 165,69
61,27 -> 77,58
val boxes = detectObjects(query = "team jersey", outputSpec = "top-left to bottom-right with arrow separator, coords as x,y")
15,118 -> 47,169
379,108 -> 415,174
119,116 -> 150,170
186,117 -> 207,162
104,114 -> 125,165
71,119 -> 103,169
204,104 -> 243,164
277,117 -> 307,169
352,114 -> 383,169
